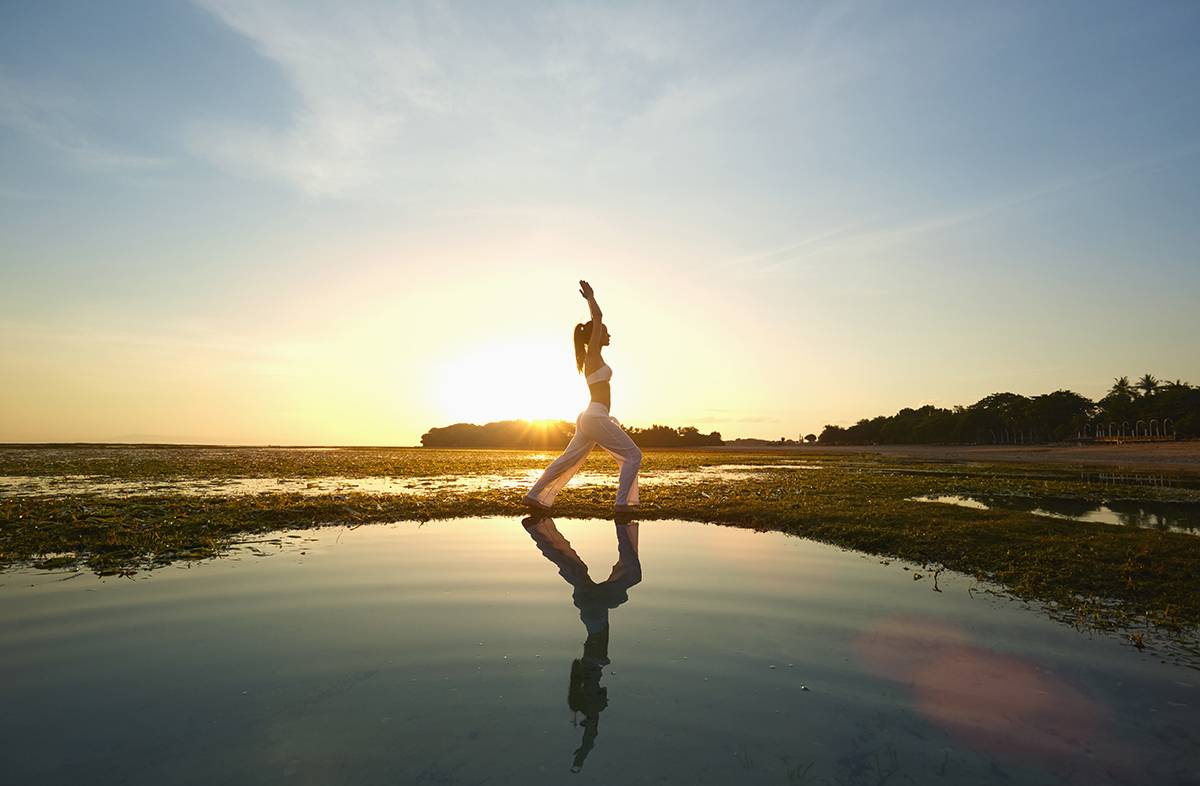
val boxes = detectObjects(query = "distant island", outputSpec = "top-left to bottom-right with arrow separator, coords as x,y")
421,374 -> 1197,449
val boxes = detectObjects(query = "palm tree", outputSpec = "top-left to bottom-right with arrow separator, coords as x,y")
1165,378 -> 1190,391
1109,376 -> 1134,398
1136,373 -> 1160,397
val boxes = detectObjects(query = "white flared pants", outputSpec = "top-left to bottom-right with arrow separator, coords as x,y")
526,402 -> 642,509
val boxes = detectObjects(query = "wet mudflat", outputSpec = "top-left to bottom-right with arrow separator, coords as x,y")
4,446 -> 1200,642
0,462 -> 818,498
1,517 -> 1195,786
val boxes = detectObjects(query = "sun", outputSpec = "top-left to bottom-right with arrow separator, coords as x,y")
434,341 -> 584,424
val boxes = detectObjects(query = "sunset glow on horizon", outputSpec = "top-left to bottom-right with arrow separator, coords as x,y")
2,2 -> 1199,445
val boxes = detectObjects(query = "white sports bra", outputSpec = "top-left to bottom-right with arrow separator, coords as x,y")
585,364 -> 612,385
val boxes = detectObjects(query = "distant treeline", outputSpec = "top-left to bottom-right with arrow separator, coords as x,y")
420,421 -> 575,449
420,420 -> 722,449
628,425 -> 723,448
818,374 -> 1200,445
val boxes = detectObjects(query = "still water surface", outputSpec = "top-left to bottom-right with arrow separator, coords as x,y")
911,494 -> 1200,534
1,518 -> 1196,785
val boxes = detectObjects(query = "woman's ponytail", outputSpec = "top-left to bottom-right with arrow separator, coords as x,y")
574,322 -> 591,373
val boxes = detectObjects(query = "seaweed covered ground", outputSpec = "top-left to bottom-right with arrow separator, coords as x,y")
3,445 -> 1200,655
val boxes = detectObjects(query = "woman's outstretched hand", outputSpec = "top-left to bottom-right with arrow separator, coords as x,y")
579,280 -> 595,300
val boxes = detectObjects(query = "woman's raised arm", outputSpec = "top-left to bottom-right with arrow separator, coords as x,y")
579,280 -> 604,347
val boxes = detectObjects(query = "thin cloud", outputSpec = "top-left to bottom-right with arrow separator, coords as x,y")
0,186 -> 56,201
187,1 -> 810,199
728,143 -> 1200,279
718,219 -> 875,273
0,72 -> 169,171
190,1 -> 644,196
189,1 -> 439,195
0,317 -> 324,376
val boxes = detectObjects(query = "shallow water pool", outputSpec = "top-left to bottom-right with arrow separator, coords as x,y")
911,493 -> 1200,534
1,518 -> 1196,785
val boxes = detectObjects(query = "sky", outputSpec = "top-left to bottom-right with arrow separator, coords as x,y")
2,0 -> 1199,445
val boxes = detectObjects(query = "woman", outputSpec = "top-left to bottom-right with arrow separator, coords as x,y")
523,280 -> 642,512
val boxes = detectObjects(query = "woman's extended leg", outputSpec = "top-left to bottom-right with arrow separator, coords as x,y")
593,416 -> 641,508
525,422 -> 596,509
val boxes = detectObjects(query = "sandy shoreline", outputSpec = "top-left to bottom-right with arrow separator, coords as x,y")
785,441 -> 1200,474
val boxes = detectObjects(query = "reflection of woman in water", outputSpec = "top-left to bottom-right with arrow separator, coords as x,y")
524,280 -> 642,513
523,514 -> 641,772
